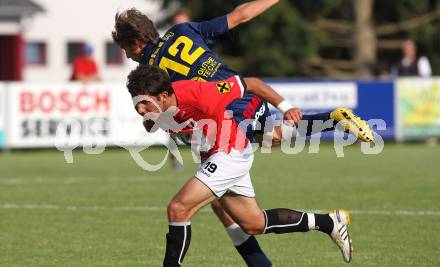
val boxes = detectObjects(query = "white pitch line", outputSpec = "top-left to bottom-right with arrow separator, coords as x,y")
1,203 -> 440,217
0,176 -> 174,185
0,203 -> 168,212
351,210 -> 440,216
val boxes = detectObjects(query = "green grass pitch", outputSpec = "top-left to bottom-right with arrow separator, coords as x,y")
1,143 -> 439,266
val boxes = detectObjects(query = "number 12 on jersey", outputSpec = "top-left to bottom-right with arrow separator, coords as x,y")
159,36 -> 206,76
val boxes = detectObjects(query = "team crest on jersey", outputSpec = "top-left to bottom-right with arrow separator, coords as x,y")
216,81 -> 230,94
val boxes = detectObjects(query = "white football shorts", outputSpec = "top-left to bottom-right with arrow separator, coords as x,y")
195,144 -> 255,198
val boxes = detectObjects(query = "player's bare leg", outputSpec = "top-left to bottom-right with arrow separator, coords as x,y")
219,194 -> 266,235
211,199 -> 235,226
210,199 -> 271,267
167,177 -> 215,222
164,177 -> 215,266
164,177 -> 271,266
220,194 -> 353,263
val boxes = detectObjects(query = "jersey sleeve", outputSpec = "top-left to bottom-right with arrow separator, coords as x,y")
187,16 -> 232,45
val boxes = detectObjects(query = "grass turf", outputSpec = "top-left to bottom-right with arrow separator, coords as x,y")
0,143 -> 439,266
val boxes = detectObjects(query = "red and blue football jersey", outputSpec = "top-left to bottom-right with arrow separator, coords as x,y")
171,75 -> 249,159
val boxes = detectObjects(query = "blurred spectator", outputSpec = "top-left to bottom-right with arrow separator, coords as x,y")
172,8 -> 191,25
71,44 -> 100,82
393,39 -> 432,77
371,63 -> 390,80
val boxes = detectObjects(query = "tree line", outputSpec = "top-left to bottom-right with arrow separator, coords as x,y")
161,0 -> 440,78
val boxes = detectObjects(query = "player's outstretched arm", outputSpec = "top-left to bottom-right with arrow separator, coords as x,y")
227,0 -> 279,29
244,77 -> 302,125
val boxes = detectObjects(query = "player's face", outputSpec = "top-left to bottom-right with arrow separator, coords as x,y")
134,97 -> 162,117
121,41 -> 144,62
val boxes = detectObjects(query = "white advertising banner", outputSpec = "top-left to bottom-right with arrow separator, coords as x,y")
0,84 -> 5,148
6,82 -> 168,148
3,81 -> 359,148
268,82 -> 358,110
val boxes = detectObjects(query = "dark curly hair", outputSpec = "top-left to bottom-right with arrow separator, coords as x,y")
126,65 -> 174,97
112,8 -> 159,47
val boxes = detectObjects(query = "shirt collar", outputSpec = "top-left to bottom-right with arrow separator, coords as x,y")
139,42 -> 156,64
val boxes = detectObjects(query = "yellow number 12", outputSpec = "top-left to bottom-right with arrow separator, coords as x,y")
159,36 -> 206,76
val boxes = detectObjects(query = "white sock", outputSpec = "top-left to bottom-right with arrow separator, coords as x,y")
225,223 -> 250,246
307,213 -> 316,230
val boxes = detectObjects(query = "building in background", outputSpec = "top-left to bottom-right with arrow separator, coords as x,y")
20,0 -> 163,82
0,0 -> 43,81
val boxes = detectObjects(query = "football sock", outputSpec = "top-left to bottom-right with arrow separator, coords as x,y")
163,222 -> 191,267
226,224 -> 272,267
225,223 -> 250,246
302,112 -> 331,122
263,209 -> 334,235
301,112 -> 335,136
263,209 -> 309,234
308,213 -> 334,235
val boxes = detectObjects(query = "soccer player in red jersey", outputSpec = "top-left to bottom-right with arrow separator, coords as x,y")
127,64 -> 353,266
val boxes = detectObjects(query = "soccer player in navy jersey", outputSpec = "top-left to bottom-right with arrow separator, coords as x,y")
112,1 -> 370,266
126,64 -> 353,266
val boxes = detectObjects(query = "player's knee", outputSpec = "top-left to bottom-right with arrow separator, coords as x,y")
167,200 -> 189,221
238,213 -> 266,235
240,222 -> 264,235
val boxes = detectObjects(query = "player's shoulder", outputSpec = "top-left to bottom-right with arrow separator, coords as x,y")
225,75 -> 246,88
162,23 -> 200,44
171,80 -> 201,92
222,75 -> 247,95
168,22 -> 196,35
169,18 -> 221,34
172,80 -> 203,106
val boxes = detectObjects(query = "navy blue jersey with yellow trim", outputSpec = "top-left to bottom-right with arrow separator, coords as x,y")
140,16 -> 271,140
140,16 -> 235,81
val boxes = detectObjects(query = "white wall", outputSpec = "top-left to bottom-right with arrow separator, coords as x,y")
0,84 -> 5,147
23,0 -> 164,82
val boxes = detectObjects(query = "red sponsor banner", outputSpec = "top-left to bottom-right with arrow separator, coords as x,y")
19,89 -> 110,114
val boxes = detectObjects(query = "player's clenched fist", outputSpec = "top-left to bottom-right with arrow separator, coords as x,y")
283,108 -> 303,126
275,99 -> 302,126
